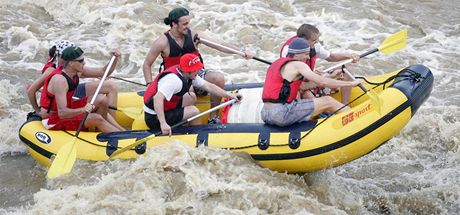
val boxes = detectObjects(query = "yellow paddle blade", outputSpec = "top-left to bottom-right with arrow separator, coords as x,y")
109,134 -> 157,159
379,29 -> 407,54
118,107 -> 142,119
47,138 -> 77,179
367,90 -> 381,115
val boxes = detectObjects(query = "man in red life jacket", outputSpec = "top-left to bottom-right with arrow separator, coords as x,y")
143,7 -> 252,125
280,24 -> 360,104
262,38 -> 360,127
41,46 -> 124,132
26,40 -> 119,119
144,54 -> 241,136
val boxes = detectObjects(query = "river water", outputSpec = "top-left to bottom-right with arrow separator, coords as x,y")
1,0 -> 459,214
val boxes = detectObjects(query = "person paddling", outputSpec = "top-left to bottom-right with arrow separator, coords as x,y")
27,40 -> 120,119
144,54 -> 241,135
143,7 -> 252,124
280,24 -> 360,104
41,46 -> 124,132
262,38 -> 360,127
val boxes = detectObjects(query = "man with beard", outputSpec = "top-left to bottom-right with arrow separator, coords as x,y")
143,7 -> 252,124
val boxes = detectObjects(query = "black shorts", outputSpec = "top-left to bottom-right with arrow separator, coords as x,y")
144,108 -> 184,130
73,83 -> 86,98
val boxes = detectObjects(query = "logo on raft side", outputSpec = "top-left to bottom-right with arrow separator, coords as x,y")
35,132 -> 51,144
341,104 -> 372,126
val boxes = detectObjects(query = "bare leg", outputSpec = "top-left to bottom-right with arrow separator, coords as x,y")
312,96 -> 350,118
340,72 -> 352,104
84,113 -> 121,132
299,82 -> 315,99
183,105 -> 200,125
85,79 -> 118,117
182,92 -> 197,107
93,95 -> 124,131
203,70 -> 225,119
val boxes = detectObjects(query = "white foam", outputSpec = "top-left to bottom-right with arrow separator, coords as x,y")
1,0 -> 459,213
21,142 -> 343,214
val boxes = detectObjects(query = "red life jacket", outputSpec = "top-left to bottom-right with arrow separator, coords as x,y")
41,57 -> 56,74
144,65 -> 193,112
161,29 -> 201,71
262,58 -> 303,103
280,36 -> 317,71
41,67 -> 79,113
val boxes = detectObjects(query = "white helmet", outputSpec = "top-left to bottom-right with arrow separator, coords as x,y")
56,40 -> 75,55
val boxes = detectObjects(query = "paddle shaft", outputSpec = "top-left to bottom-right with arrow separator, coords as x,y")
47,55 -> 117,179
176,98 -> 237,126
167,99 -> 237,132
322,29 -> 407,74
74,56 -> 116,137
322,49 -> 378,74
109,99 -> 237,158
342,67 -> 367,92
197,37 -> 272,65
111,76 -> 147,87
108,105 -> 119,111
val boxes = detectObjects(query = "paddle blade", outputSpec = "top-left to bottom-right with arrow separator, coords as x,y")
47,138 -> 77,179
109,134 -> 156,159
119,107 -> 142,119
379,29 -> 407,54
367,90 -> 381,115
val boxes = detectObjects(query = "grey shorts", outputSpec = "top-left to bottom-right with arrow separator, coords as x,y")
261,99 -> 314,127
195,68 -> 208,96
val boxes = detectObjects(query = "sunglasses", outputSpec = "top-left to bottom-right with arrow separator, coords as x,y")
74,58 -> 85,63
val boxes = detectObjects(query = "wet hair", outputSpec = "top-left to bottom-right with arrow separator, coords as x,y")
164,7 -> 189,27
296,24 -> 320,40
49,45 -> 57,57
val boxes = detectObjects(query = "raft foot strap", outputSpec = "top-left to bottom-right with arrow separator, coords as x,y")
134,140 -> 147,155
258,131 -> 270,150
106,139 -> 119,157
196,132 -> 209,147
289,132 -> 301,149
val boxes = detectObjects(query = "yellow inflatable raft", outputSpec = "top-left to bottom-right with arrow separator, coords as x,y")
19,64 -> 433,173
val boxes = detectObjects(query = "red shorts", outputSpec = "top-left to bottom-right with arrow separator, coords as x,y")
43,97 -> 89,131
45,113 -> 88,131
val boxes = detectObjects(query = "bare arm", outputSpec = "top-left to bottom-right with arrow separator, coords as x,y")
81,49 -> 121,78
326,53 -> 360,63
48,76 -> 86,119
143,36 -> 168,84
200,81 -> 242,101
27,68 -> 54,113
193,30 -> 253,59
153,92 -> 166,124
153,92 -> 173,135
291,61 -> 359,88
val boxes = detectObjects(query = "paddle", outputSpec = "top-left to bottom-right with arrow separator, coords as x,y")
47,55 -> 117,179
108,105 -> 142,119
194,35 -> 273,65
322,29 -> 408,114
111,76 -> 147,87
109,98 -> 238,159
322,29 -> 408,73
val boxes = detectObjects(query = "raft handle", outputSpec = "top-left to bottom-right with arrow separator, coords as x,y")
258,139 -> 269,150
289,138 -> 300,149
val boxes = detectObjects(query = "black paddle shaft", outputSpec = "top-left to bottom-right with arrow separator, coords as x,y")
193,34 -> 273,65
359,48 -> 379,58
111,76 -> 147,87
253,56 -> 272,65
